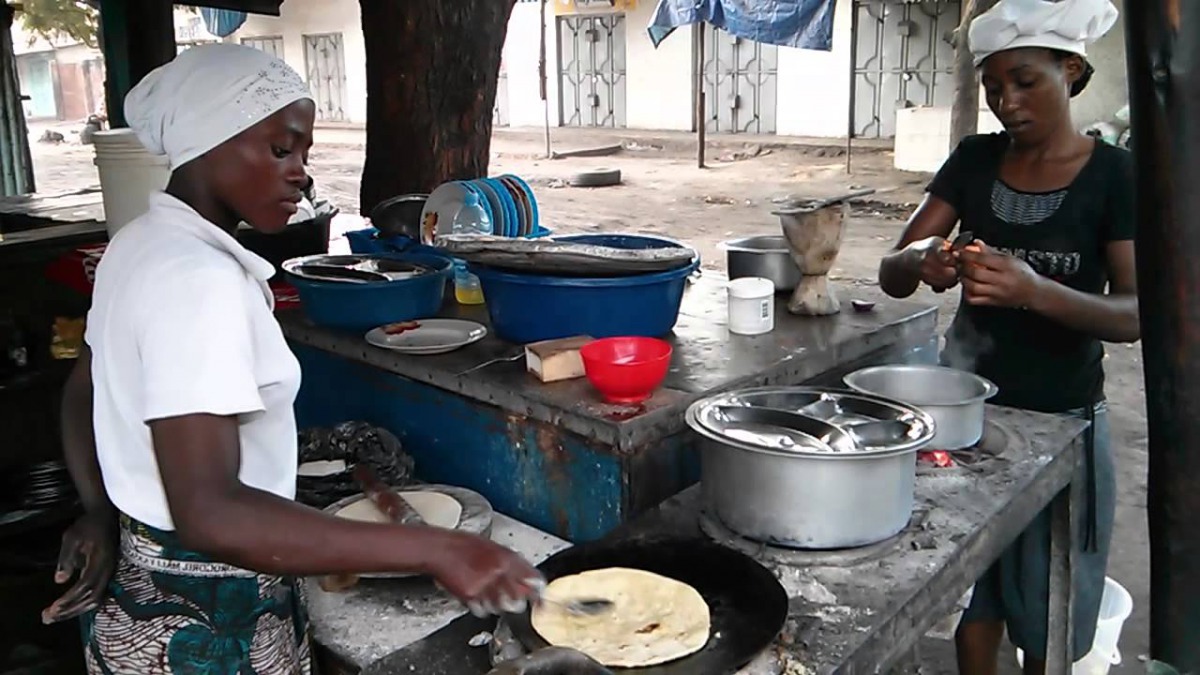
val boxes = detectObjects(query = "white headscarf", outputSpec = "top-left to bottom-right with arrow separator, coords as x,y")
124,43 -> 312,171
969,0 -> 1119,68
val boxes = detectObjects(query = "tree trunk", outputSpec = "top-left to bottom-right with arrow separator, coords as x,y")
1126,1 -> 1200,669
948,0 -> 999,149
358,0 -> 517,215
0,2 -> 35,195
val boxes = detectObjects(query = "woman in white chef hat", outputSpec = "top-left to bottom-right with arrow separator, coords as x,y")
879,0 -> 1137,672
42,44 -> 543,673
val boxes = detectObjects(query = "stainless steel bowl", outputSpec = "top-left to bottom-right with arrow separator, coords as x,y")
723,236 -> 801,292
370,194 -> 429,240
843,365 -> 999,450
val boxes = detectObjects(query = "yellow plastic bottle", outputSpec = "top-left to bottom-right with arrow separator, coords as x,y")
454,277 -> 485,305
450,192 -> 491,306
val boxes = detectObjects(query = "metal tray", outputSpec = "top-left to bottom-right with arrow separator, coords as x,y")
689,386 -> 934,457
281,254 -> 438,284
433,234 -> 698,277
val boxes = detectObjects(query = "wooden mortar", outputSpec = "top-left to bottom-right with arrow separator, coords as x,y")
776,200 -> 849,316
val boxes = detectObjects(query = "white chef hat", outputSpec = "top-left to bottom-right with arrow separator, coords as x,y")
124,43 -> 312,171
969,0 -> 1119,68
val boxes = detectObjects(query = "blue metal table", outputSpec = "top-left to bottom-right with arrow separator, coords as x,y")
279,274 -> 937,542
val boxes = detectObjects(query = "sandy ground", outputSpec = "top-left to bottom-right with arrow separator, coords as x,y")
23,121 -> 1149,673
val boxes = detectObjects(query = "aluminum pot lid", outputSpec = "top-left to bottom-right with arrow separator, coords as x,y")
686,386 -> 936,458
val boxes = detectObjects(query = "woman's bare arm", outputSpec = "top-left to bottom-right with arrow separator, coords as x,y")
878,195 -> 961,298
150,414 -> 540,606
61,345 -> 112,516
1027,240 -> 1140,343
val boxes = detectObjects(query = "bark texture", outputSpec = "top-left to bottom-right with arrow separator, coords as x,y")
358,0 -> 517,214
1126,0 -> 1200,668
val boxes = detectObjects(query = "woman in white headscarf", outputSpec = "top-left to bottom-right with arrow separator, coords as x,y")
42,44 -> 542,674
878,0 -> 1136,673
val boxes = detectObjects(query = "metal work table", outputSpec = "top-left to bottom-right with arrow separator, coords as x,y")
325,405 -> 1086,675
0,188 -> 106,253
279,275 -> 939,541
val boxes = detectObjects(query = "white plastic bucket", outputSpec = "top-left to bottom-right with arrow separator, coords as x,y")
1016,577 -> 1134,675
93,129 -> 170,238
728,277 -> 775,336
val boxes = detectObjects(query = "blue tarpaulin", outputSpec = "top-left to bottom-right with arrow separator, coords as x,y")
200,8 -> 248,38
647,0 -> 837,51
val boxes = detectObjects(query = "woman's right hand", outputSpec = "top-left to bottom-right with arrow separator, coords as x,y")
426,530 -> 544,617
916,236 -> 959,292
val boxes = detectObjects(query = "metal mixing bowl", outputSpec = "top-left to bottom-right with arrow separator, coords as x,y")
723,235 -> 801,292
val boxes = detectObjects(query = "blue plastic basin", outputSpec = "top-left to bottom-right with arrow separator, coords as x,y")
471,234 -> 700,344
286,252 -> 453,333
555,233 -> 693,252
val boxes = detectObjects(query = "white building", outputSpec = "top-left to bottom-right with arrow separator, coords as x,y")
226,0 -> 966,138
7,0 -> 1130,164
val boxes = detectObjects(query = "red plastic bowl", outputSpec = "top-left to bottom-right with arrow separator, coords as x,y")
580,337 -> 673,404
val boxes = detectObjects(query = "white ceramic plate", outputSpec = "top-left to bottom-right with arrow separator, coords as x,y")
365,319 -> 488,355
419,181 -> 472,244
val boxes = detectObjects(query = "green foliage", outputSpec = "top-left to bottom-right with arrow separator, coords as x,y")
13,0 -> 99,47
13,2 -> 199,49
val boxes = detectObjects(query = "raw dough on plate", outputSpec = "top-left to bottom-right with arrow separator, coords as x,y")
531,567 -> 711,667
332,491 -> 463,529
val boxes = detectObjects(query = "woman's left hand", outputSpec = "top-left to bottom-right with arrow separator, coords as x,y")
42,510 -> 117,624
956,241 -> 1044,309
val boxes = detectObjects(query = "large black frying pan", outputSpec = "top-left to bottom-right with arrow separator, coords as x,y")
508,538 -> 788,675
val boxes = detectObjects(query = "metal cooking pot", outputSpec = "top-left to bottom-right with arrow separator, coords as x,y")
843,364 -> 999,450
686,387 -> 935,549
722,235 -> 801,292
369,193 -> 428,239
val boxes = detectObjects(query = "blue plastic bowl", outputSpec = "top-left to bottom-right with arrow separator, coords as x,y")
471,235 -> 699,344
285,252 -> 453,333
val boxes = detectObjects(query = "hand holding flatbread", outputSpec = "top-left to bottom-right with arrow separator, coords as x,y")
530,568 -> 711,668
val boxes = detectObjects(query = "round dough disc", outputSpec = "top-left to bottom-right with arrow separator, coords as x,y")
332,491 -> 463,529
531,567 -> 711,667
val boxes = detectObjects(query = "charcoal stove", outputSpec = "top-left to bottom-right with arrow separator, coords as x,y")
699,508 -> 919,567
917,417 -> 1016,475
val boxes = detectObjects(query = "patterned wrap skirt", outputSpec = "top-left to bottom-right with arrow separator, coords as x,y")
81,515 -> 312,675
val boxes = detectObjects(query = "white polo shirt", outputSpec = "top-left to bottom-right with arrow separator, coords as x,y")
87,192 -> 302,531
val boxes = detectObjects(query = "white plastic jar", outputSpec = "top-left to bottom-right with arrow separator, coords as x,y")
728,277 -> 775,336
92,129 -> 170,238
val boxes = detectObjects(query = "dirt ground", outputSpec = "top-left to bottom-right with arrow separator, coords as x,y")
23,121 -> 1150,673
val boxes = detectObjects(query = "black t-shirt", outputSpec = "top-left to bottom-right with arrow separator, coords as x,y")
926,133 -> 1135,413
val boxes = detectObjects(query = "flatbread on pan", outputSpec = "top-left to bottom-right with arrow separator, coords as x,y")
530,567 -> 711,667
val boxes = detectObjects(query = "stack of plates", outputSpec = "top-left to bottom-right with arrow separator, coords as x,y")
419,174 -> 540,244
15,461 -> 77,510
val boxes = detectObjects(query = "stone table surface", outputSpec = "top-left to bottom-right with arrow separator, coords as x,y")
279,275 -> 937,452
318,405 -> 1088,674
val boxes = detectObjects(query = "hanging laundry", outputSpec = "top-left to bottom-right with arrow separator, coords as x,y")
647,0 -> 837,51
199,8 -> 248,38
